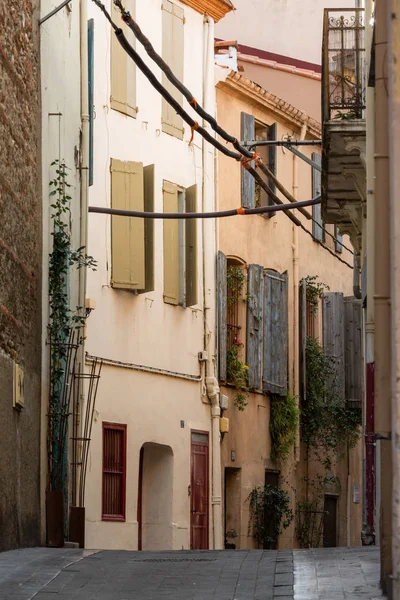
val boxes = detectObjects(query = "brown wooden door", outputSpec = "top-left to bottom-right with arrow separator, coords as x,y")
323,495 -> 337,547
190,431 -> 209,549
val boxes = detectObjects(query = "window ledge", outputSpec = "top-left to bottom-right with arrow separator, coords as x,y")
102,516 -> 126,522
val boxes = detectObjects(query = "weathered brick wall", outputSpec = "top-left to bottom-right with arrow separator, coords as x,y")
0,0 -> 42,550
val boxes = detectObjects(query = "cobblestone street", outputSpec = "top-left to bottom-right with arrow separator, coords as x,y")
0,546 -> 384,600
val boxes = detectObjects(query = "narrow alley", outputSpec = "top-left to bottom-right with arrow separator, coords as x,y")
0,547 -> 384,599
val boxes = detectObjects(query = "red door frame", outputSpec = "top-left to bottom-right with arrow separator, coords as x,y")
190,430 -> 209,550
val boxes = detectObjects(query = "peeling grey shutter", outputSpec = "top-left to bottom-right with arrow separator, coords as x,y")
246,264 -> 264,390
263,271 -> 288,396
322,292 -> 345,399
241,112 -> 255,208
312,153 -> 324,241
344,297 -> 362,407
299,280 -> 307,405
266,122 -> 277,217
217,251 -> 227,381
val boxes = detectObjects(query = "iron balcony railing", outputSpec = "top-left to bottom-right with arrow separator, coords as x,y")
322,8 -> 365,122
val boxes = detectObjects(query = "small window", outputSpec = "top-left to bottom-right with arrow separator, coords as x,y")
255,120 -> 277,216
226,259 -> 246,382
102,423 -> 127,521
312,153 -> 324,242
306,298 -> 317,339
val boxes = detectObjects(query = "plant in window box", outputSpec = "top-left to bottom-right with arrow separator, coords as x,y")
227,338 -> 249,411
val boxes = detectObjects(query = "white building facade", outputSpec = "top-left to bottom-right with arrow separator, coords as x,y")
85,0 -> 233,550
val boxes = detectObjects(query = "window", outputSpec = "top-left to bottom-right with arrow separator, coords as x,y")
334,225 -> 343,253
110,0 -> 136,117
226,259 -> 246,352
162,1 -> 184,139
306,298 -> 317,339
102,423 -> 127,521
163,181 -> 197,306
312,153 -> 324,241
110,159 -> 154,292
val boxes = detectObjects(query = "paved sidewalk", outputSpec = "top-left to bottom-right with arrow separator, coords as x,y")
0,546 -> 385,599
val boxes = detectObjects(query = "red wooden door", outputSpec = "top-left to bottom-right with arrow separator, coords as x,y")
190,431 -> 209,549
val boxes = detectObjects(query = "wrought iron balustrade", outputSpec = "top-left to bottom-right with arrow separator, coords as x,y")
322,8 -> 365,122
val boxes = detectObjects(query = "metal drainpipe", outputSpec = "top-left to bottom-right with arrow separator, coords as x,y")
388,0 -> 400,595
202,15 -> 223,550
292,120 -> 307,462
374,0 -> 392,591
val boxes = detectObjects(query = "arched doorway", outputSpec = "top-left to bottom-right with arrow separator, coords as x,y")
137,443 -> 173,550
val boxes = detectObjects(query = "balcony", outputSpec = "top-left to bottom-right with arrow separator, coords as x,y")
321,8 -> 366,253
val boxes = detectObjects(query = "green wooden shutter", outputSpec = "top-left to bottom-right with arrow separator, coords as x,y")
111,159 -> 145,290
322,292 -> 345,398
263,270 -> 288,396
137,164 -> 155,294
185,185 -> 197,307
163,181 -> 179,304
241,112 -> 255,208
217,251 -> 227,381
110,0 -> 137,117
88,19 -> 94,187
246,264 -> 264,390
335,225 -> 343,253
344,297 -> 362,407
299,279 -> 307,406
266,122 -> 277,217
162,1 -> 184,139
312,153 -> 324,241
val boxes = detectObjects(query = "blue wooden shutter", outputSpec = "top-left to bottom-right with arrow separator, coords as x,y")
322,292 -> 345,399
263,270 -> 288,396
344,297 -> 362,407
88,19 -> 94,186
312,153 -> 324,241
266,122 -> 277,217
217,251 -> 227,381
335,225 -> 343,253
246,264 -> 264,390
241,112 -> 255,208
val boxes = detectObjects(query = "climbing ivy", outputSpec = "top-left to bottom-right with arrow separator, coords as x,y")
247,484 -> 294,549
269,392 -> 299,465
227,339 -> 249,411
300,275 -> 330,315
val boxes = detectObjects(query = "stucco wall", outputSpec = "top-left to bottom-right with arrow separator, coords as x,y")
0,0 -> 42,550
85,0 -> 216,550
215,0 -> 358,65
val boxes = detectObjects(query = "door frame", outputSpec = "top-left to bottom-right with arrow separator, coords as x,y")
190,429 -> 209,550
323,493 -> 339,548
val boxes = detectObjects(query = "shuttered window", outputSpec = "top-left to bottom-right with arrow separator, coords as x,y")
140,165 -> 155,294
335,225 -> 343,253
266,122 -> 277,217
246,264 -> 264,390
241,112 -> 255,208
102,423 -> 127,521
162,1 -> 184,139
163,181 -> 197,306
217,251 -> 227,381
312,153 -> 324,241
322,292 -> 345,399
344,297 -> 362,407
263,270 -> 288,396
110,159 -> 145,290
110,0 -> 137,117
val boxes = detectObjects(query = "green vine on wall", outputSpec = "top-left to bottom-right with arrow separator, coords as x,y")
269,392 -> 299,465
227,340 -> 249,411
247,484 -> 294,549
300,275 -> 330,315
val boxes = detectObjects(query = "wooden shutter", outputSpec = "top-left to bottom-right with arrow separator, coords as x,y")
344,297 -> 362,407
246,264 -> 264,390
111,159 -> 145,290
110,0 -> 136,117
88,19 -> 94,186
299,279 -> 307,405
266,122 -> 277,217
137,164 -> 154,294
241,112 -> 255,208
163,181 -> 179,304
185,185 -> 197,307
263,271 -> 288,396
217,251 -> 227,381
312,153 -> 324,241
322,292 -> 345,398
335,225 -> 343,253
102,423 -> 126,520
162,1 -> 184,139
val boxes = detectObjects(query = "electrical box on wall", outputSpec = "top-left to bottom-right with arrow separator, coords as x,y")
220,417 -> 229,433
13,362 -> 24,409
220,394 -> 228,410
